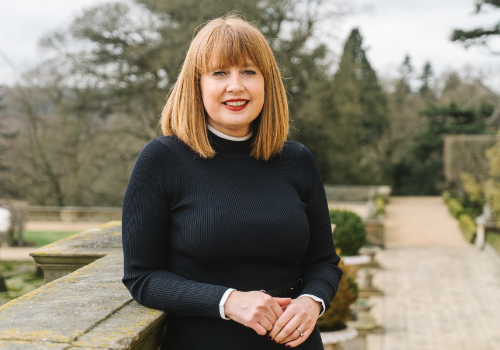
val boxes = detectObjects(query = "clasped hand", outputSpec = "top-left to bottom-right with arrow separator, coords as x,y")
224,290 -> 321,348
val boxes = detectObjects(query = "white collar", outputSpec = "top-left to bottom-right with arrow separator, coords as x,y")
207,124 -> 253,141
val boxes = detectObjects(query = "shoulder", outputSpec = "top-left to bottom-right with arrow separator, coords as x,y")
282,141 -> 316,163
133,136 -> 180,174
137,136 -> 184,160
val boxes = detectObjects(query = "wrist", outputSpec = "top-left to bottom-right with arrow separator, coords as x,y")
298,295 -> 322,316
223,290 -> 240,318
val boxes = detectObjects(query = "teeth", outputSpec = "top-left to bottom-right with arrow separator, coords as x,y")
225,101 -> 247,107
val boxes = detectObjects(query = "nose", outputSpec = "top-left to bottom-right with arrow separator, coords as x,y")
226,72 -> 244,93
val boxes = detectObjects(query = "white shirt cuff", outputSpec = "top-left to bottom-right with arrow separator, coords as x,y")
298,294 -> 326,317
219,288 -> 236,320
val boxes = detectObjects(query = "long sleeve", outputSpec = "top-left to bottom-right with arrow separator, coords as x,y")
122,139 -> 229,318
298,146 -> 343,313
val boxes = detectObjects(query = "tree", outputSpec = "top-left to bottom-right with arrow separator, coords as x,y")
327,28 -> 388,184
419,61 -> 434,96
398,100 -> 493,195
1,66 -> 141,206
451,0 -> 500,54
2,0 -> 349,205
396,55 -> 414,97
376,56 -> 428,187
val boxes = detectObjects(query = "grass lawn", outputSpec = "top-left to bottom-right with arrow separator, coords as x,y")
486,232 -> 500,255
14,231 -> 79,247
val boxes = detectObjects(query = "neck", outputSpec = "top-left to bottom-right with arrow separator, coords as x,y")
207,124 -> 253,141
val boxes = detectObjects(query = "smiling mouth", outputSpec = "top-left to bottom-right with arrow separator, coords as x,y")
223,100 -> 249,107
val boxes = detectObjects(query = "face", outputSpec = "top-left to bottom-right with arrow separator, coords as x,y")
200,60 -> 265,137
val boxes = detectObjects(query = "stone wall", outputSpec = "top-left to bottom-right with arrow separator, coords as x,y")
0,222 -> 168,349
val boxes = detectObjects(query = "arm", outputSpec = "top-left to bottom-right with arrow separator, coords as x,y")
122,139 -> 229,318
298,146 -> 343,314
268,146 -> 343,346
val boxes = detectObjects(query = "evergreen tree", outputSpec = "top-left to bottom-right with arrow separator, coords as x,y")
419,61 -> 434,96
451,0 -> 500,54
393,55 -> 414,107
328,28 -> 388,184
396,101 -> 493,195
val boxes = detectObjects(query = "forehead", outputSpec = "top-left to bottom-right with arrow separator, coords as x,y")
207,57 -> 257,70
198,28 -> 264,73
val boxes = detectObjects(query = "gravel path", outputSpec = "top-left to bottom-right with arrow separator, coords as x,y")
384,197 -> 469,248
367,197 -> 500,350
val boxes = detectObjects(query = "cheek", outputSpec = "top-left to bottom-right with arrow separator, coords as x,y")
201,83 -> 221,111
253,79 -> 265,106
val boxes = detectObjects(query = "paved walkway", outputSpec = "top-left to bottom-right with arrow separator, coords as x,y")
384,197 -> 470,248
367,197 -> 500,350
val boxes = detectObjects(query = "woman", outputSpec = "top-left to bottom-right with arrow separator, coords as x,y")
122,15 -> 343,349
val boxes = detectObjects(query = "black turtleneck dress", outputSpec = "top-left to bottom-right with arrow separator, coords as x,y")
122,130 -> 343,350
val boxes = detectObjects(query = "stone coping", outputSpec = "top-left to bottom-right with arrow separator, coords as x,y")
29,221 -> 122,265
0,222 -> 168,349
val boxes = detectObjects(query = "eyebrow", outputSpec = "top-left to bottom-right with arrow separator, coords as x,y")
209,62 -> 257,71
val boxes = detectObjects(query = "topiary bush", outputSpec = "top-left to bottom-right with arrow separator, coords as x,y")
458,213 -> 476,243
374,196 -> 386,216
329,210 -> 367,256
446,198 -> 463,219
317,254 -> 358,332
442,191 -> 451,203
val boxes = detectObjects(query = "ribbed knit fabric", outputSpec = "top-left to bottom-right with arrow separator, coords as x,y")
122,130 -> 343,349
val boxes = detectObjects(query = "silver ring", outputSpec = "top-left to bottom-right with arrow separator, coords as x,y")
297,327 -> 304,337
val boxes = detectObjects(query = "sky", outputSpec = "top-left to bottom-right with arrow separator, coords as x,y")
0,0 -> 499,88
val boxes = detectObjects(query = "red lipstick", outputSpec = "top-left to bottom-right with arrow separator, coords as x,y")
222,98 -> 249,111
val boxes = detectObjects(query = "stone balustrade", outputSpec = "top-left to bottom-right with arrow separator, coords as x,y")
27,206 -> 122,222
0,221 -> 168,349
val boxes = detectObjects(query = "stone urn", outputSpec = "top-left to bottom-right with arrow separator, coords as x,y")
320,327 -> 358,350
347,299 -> 381,333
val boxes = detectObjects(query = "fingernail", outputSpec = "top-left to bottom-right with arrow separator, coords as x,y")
285,345 -> 291,348
268,335 -> 272,340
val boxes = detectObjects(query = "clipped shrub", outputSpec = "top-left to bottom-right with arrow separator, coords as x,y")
330,210 -> 367,256
374,196 -> 386,216
446,198 -> 463,219
317,255 -> 358,332
442,191 -> 451,203
458,213 -> 476,243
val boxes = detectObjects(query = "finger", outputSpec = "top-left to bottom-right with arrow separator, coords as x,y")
270,299 -> 285,320
285,326 -> 313,348
273,314 -> 302,344
268,306 -> 295,340
251,322 -> 269,336
260,300 -> 279,326
280,324 -> 307,344
257,314 -> 274,333
274,297 -> 292,306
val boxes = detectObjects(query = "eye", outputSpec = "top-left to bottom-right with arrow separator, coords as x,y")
212,71 -> 226,77
243,70 -> 257,76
